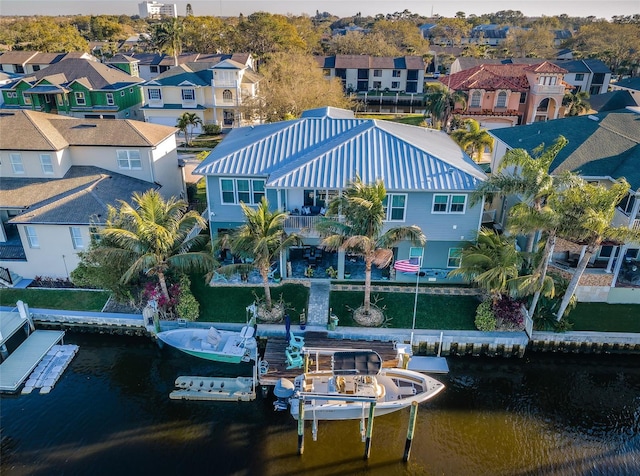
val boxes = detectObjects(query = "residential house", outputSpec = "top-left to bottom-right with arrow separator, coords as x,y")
488,107 -> 640,303
194,107 -> 487,280
0,58 -> 145,120
609,77 -> 640,106
450,58 -> 611,96
0,110 -> 185,282
439,61 -> 570,128
316,55 -> 426,113
121,53 -> 255,82
142,59 -> 260,130
0,51 -> 97,76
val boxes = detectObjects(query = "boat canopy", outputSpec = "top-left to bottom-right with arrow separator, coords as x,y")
332,351 -> 382,376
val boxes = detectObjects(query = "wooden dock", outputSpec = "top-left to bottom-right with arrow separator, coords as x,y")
259,331 -> 397,386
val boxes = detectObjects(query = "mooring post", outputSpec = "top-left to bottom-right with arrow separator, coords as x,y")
363,402 -> 376,459
403,401 -> 419,462
297,399 -> 305,455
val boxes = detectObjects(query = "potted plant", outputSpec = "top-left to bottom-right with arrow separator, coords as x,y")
325,266 -> 338,279
344,269 -> 351,279
272,271 -> 281,283
304,265 -> 314,278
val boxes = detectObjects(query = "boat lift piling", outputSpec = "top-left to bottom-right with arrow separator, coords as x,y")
363,402 -> 376,460
297,399 -> 305,455
403,401 -> 419,462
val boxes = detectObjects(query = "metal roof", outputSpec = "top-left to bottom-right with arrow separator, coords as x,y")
195,107 -> 486,192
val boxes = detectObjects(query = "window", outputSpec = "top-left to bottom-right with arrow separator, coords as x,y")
70,227 -> 84,249
409,247 -> 424,266
147,88 -> 161,100
322,68 -> 331,76
373,81 -> 382,89
447,248 -> 462,268
22,92 -> 31,105
575,73 -> 584,81
357,69 -> 368,79
496,91 -> 507,108
220,178 -> 265,205
470,91 -> 481,107
407,70 -> 419,80
33,65 -> 41,72
75,92 -> 86,105
150,66 -> 158,73
25,226 -> 39,248
120,90 -> 125,97
391,82 -> 400,89
519,92 -> 527,104
10,153 -> 24,174
40,154 -> 54,174
373,69 -> 382,77
182,88 -> 195,101
392,70 -> 401,77
222,89 -> 232,101
383,194 -> 407,221
116,150 -> 142,170
432,194 -> 466,214
106,92 -> 114,105
15,65 -> 24,74
89,225 -> 101,243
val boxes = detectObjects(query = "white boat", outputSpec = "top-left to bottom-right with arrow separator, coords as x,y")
156,326 -> 257,364
274,348 -> 445,421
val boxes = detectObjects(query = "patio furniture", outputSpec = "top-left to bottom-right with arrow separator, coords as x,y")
285,349 -> 304,369
212,271 -> 228,283
287,334 -> 305,353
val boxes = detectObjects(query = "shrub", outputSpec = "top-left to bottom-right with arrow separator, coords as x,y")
176,284 -> 200,321
203,124 -> 221,135
475,300 -> 497,331
493,296 -> 524,329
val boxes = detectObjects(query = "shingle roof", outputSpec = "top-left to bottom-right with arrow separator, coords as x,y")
612,77 -> 640,91
318,55 -> 426,70
490,109 -> 640,190
2,166 -> 155,225
195,107 -> 486,192
0,110 -> 177,151
588,91 -> 636,112
0,51 -> 39,65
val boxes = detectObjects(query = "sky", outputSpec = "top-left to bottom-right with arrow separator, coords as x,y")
0,0 -> 638,19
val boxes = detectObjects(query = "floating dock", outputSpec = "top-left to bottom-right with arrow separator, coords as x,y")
22,344 -> 79,394
0,329 -> 65,393
170,376 -> 256,401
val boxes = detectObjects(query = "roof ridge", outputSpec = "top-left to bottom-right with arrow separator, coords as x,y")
22,111 -> 62,150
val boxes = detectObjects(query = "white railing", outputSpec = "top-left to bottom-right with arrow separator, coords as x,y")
482,209 -> 497,223
633,219 -> 640,231
284,215 -> 342,235
530,84 -> 564,95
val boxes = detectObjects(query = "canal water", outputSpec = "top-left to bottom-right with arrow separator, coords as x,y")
1,333 -> 639,476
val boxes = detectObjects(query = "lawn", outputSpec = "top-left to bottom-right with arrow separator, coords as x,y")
0,288 -> 110,312
190,278 -> 309,323
329,290 -> 478,330
569,303 -> 640,333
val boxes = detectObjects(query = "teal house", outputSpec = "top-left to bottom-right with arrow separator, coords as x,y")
0,58 -> 144,120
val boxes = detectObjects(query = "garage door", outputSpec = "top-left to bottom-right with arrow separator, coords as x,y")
147,116 -> 178,128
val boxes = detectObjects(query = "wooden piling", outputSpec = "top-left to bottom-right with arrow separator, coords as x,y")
297,399 -> 304,455
363,402 -> 376,459
403,401 -> 419,462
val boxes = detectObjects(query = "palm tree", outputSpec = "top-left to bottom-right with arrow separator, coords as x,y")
316,176 -> 426,318
554,178 -> 640,320
451,119 -> 495,162
225,198 -> 301,310
562,91 -> 590,117
448,228 -> 526,300
150,18 -> 183,66
176,112 -> 202,146
99,190 -> 214,301
423,83 -> 467,132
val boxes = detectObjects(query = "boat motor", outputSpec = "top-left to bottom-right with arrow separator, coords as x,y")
273,378 -> 294,411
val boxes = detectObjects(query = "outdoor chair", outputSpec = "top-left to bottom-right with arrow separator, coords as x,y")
285,349 -> 304,369
287,334 -> 305,352
212,271 -> 228,283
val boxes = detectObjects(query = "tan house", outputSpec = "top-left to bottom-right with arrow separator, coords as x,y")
0,110 -> 184,283
439,62 -> 570,129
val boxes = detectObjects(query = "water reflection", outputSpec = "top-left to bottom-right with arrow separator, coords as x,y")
1,334 -> 639,476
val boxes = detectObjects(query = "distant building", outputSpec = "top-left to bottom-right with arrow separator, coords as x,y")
138,1 -> 177,19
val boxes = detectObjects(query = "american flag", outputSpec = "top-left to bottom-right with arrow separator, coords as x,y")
393,258 -> 420,273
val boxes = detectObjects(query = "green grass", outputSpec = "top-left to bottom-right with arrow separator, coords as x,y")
569,303 -> 640,332
190,278 -> 309,323
329,290 -> 478,330
0,288 -> 110,312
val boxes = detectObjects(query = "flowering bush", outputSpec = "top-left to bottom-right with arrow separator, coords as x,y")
142,281 -> 180,319
493,297 -> 524,329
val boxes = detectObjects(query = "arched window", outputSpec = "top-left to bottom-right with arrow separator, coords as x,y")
470,91 -> 482,108
223,89 -> 232,101
496,91 -> 507,108
537,98 -> 549,112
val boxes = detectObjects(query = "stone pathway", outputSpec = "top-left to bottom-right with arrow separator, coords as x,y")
307,279 -> 331,326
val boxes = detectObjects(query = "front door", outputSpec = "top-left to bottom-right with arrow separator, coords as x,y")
223,110 -> 234,126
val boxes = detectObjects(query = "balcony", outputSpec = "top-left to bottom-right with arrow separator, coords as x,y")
530,84 -> 565,95
284,214 -> 342,237
613,207 -> 640,230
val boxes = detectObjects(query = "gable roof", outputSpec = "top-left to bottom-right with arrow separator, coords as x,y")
2,166 -> 155,225
128,52 -> 252,68
490,108 -> 640,190
195,107 -> 486,192
588,91 -> 636,112
0,110 -> 177,151
316,55 -> 426,70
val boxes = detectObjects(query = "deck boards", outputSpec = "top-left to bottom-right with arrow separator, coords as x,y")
0,311 -> 29,346
259,332 -> 397,386
0,330 -> 65,392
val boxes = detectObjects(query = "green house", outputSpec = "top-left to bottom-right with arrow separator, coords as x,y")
0,58 -> 144,119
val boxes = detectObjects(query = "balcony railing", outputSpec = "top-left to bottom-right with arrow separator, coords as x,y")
284,215 -> 342,236
530,84 -> 565,95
